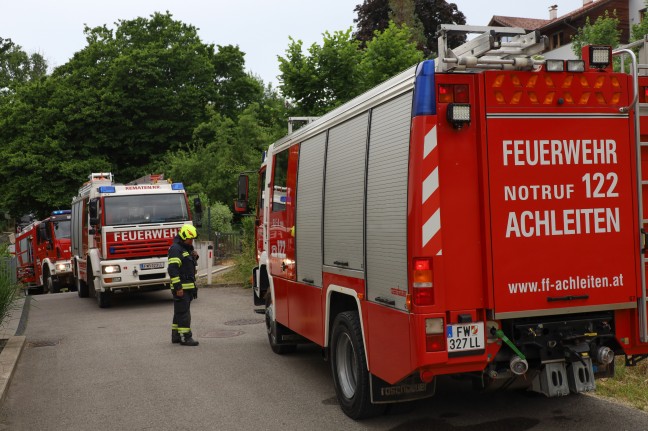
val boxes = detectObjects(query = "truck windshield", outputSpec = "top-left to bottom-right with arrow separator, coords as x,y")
53,220 -> 71,239
103,194 -> 189,226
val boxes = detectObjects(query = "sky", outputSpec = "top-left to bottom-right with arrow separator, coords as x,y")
2,1 -> 586,86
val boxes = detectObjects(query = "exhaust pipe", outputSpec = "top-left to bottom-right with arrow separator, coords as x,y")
510,355 -> 529,375
595,346 -> 615,365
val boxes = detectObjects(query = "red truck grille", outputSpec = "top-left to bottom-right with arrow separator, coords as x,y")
107,239 -> 171,259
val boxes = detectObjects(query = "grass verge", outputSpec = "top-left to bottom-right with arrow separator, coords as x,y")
595,358 -> 648,410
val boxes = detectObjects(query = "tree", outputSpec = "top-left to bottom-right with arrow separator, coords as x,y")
0,37 -> 47,91
0,12 -> 265,217
354,0 -> 466,57
571,10 -> 621,58
358,21 -> 424,92
279,29 -> 362,116
278,22 -> 422,115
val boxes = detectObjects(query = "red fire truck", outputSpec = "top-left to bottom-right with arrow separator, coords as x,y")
14,210 -> 74,294
236,25 -> 648,418
71,173 -> 200,308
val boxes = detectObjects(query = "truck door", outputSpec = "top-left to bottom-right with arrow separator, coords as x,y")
268,146 -> 299,281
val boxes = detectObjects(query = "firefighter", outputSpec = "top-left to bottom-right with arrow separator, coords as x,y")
168,224 -> 200,346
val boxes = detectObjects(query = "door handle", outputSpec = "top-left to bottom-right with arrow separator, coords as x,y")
281,261 -> 287,271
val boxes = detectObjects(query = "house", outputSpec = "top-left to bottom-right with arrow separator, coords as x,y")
488,0 -> 645,59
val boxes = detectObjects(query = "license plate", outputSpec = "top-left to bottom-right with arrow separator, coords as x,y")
140,262 -> 164,270
446,322 -> 485,352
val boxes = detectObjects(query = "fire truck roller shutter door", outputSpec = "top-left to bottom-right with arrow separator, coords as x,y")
324,112 -> 369,271
365,92 -> 412,311
296,132 -> 326,288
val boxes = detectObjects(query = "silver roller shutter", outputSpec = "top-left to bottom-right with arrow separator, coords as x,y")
296,132 -> 326,287
366,92 -> 413,310
324,113 -> 369,271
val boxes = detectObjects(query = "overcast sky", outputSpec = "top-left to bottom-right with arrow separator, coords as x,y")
2,1 -> 585,86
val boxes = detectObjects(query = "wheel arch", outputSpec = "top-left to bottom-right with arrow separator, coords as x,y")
325,285 -> 367,369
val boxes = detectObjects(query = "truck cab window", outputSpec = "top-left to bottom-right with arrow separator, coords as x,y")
272,150 -> 289,212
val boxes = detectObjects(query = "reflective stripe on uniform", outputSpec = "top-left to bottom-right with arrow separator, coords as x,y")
181,283 -> 196,289
171,277 -> 181,284
168,257 -> 182,266
172,324 -> 178,330
177,327 -> 191,334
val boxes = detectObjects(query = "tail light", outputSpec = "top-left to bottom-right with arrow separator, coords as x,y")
412,258 -> 433,306
425,318 -> 445,352
438,84 -> 469,103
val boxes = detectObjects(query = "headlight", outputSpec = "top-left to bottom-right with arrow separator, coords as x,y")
56,263 -> 71,272
102,265 -> 121,274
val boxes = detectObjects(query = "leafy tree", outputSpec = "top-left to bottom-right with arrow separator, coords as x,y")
358,21 -> 424,92
279,29 -> 362,116
0,12 -> 265,218
278,22 -> 422,115
0,38 -> 47,91
354,0 -> 466,57
571,10 -> 621,57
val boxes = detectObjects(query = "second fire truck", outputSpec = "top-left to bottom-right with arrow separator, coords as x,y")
237,25 -> 648,418
71,173 -> 200,308
14,210 -> 74,294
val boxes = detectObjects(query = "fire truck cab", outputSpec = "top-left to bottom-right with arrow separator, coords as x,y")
237,25 -> 648,419
15,210 -> 74,294
71,173 -> 199,308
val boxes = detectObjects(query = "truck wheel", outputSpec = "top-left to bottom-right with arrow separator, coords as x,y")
265,294 -> 296,354
330,311 -> 383,419
45,272 -> 59,294
97,291 -> 112,308
76,263 -> 89,297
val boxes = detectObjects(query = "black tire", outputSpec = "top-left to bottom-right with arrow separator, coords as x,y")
76,262 -> 89,298
45,270 -> 60,294
265,294 -> 297,354
330,311 -> 384,419
97,291 -> 112,308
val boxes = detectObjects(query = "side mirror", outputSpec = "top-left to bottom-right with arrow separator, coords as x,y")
193,197 -> 203,228
88,198 -> 99,226
234,174 -> 249,214
194,198 -> 203,214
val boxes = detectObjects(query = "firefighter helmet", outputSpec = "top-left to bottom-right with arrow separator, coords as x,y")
179,224 -> 198,240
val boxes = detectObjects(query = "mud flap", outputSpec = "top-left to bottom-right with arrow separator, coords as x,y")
370,372 -> 436,404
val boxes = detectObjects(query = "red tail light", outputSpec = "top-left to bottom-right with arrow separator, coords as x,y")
412,258 -> 434,306
438,84 -> 470,103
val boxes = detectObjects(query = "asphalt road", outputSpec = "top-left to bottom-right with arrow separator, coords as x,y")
1,287 -> 647,431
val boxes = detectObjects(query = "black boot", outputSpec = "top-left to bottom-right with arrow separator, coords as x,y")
180,333 -> 199,346
172,330 -> 181,344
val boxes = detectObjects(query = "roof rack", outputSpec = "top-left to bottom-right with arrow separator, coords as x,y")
436,24 -> 549,73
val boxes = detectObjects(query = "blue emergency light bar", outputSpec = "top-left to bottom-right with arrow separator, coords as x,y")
412,60 -> 436,117
171,183 -> 184,190
51,210 -> 71,215
98,186 -> 116,193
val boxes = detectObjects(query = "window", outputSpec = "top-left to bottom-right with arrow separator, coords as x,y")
103,194 -> 189,225
272,150 -> 289,212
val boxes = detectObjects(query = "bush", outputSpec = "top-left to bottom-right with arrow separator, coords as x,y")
231,216 -> 256,287
0,262 -> 20,332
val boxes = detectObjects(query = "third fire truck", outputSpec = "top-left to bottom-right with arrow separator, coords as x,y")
14,210 -> 74,293
71,173 -> 200,308
236,25 -> 648,418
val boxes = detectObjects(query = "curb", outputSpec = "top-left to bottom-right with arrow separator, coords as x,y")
0,293 -> 30,405
0,335 -> 25,405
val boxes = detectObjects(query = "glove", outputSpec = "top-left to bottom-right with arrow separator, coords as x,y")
192,289 -> 198,299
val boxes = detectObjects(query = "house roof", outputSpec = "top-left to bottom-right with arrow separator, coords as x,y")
488,0 -> 616,32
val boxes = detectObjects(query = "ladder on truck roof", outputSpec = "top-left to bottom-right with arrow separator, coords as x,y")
436,24 -> 549,73
615,38 -> 648,345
